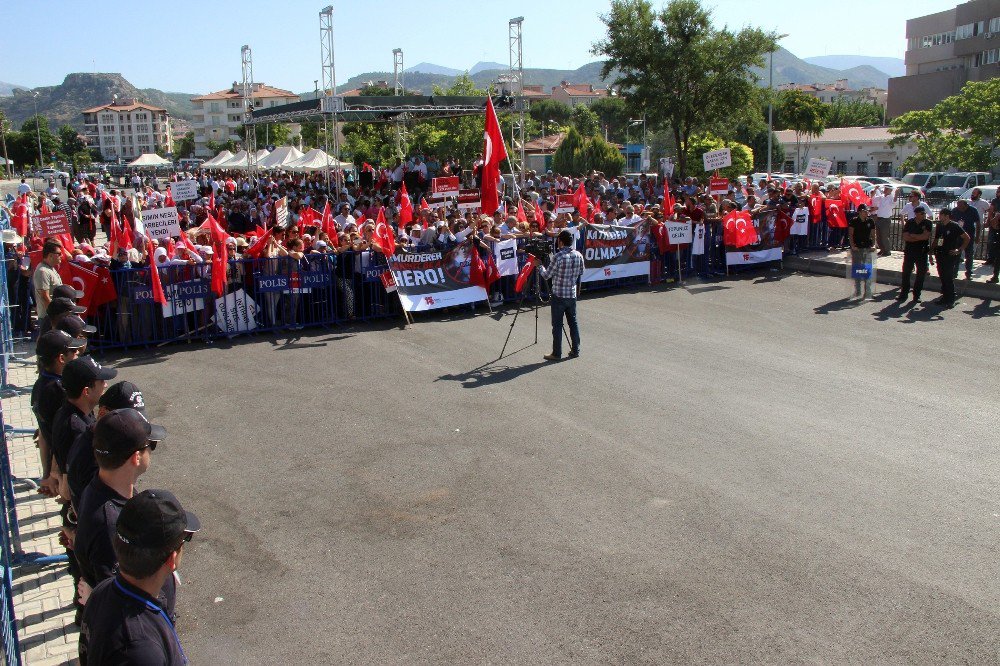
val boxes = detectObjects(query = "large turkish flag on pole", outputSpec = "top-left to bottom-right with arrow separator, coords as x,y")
480,97 -> 508,216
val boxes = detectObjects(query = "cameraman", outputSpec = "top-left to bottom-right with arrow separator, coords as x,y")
532,230 -> 584,361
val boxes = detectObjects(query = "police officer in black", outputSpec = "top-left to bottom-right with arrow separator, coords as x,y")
79,489 -> 200,666
897,206 -> 933,304
931,208 -> 970,309
848,204 -> 877,300
31,331 -> 85,498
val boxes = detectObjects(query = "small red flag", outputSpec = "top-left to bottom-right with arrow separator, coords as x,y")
809,194 -> 824,221
514,256 -> 537,293
572,183 -> 588,218
840,179 -> 871,207
824,199 -> 848,228
398,183 -> 414,225
57,261 -> 99,311
87,266 -> 118,317
722,210 -> 758,247
534,201 -> 546,232
516,200 -> 528,224
479,96 -> 507,215
663,182 -> 676,213
372,208 -> 396,256
146,238 -> 166,304
774,209 -> 793,244
245,227 -> 274,259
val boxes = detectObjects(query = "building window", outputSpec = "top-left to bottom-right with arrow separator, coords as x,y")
983,49 -> 999,65
990,17 -> 1000,33
836,161 -> 847,174
856,161 -> 868,175
878,162 -> 892,177
210,103 -> 220,113
956,23 -> 973,40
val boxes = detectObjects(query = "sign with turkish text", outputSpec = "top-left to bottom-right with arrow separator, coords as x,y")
169,180 -> 199,202
37,211 -> 70,237
140,207 -> 181,240
805,158 -> 833,179
456,189 -> 481,211
431,177 -> 460,198
580,222 -> 651,283
213,289 -> 259,334
555,194 -> 576,214
702,148 -> 732,171
663,220 -> 693,245
275,196 -> 288,228
709,177 -> 729,196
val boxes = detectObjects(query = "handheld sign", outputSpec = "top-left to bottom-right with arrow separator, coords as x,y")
275,196 -> 288,228
169,180 -> 199,202
709,177 -> 729,196
555,194 -> 575,214
37,211 -> 70,237
456,189 -> 481,211
431,177 -> 459,198
702,148 -> 732,172
141,207 -> 181,240
805,158 -> 833,179
664,220 -> 693,244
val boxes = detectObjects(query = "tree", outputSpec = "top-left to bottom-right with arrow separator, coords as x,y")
775,90 -> 826,172
241,123 -> 291,147
889,79 -> 1000,172
684,134 -> 753,180
589,96 -> 632,143
825,98 -> 883,128
594,0 -> 776,177
570,106 -> 601,137
58,125 -> 85,159
0,110 -> 12,177
19,115 -> 59,166
551,127 -> 626,176
734,125 -> 784,172
206,139 -> 238,154
528,99 -> 573,127
175,131 -> 196,159
552,127 -> 586,175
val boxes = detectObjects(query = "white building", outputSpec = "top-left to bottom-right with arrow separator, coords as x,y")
82,97 -> 172,161
777,80 -> 888,108
774,126 -> 918,177
191,83 -> 301,157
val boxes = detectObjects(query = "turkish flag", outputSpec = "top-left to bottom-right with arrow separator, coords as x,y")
12,197 -> 29,237
88,266 -> 118,316
809,194 -> 824,222
722,210 -> 758,247
534,201 -> 546,232
372,208 -> 396,256
205,214 -> 230,296
479,96 -> 507,216
840,179 -> 870,207
319,202 -> 337,239
516,200 -> 528,224
398,182 -> 414,225
58,261 -> 99,311
163,188 -> 175,207
825,199 -> 848,228
573,182 -> 589,218
419,197 -> 429,212
146,238 -> 166,305
245,226 -> 273,259
663,182 -> 676,213
484,252 -> 500,288
514,256 -> 536,293
469,246 -> 487,289
299,205 -> 315,228
774,209 -> 793,244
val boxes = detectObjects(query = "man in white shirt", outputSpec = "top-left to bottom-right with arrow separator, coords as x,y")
333,203 -> 355,232
870,184 -> 896,257
901,190 -> 926,223
17,179 -> 32,195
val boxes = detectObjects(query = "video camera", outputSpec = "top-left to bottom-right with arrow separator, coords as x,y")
522,238 -> 553,265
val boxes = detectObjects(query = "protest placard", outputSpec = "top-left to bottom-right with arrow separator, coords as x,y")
702,148 -> 732,171
141,207 -> 181,240
169,180 -> 199,202
805,158 -> 833,179
37,211 -> 70,236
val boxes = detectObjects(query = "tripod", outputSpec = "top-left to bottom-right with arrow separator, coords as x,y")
497,269 -> 570,360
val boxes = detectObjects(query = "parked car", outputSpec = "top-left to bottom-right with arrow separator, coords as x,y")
925,172 -> 991,203
901,171 -> 944,190
957,184 -> 998,202
862,183 -> 924,200
856,176 -> 905,186
33,167 -> 70,180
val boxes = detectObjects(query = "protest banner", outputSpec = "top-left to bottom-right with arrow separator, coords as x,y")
725,209 -> 783,266
169,180 -> 199,202
493,238 -> 519,277
580,222 -> 651,283
555,194 -> 576,214
387,245 -> 488,311
36,211 -> 70,236
702,148 -> 732,171
805,158 -> 833,179
431,177 -> 460,198
213,289 -> 259,334
663,220 -> 693,245
141,207 -> 181,240
275,196 -> 288,228
161,278 -> 210,318
709,177 -> 729,196
456,189 -> 481,211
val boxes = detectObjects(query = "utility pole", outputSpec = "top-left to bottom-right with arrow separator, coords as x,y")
0,112 -> 11,179
32,92 -> 44,169
766,49 -> 774,176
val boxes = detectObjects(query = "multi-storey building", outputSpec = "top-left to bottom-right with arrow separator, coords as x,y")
190,83 -> 300,157
777,80 -> 888,108
888,0 -> 1000,117
550,81 -> 609,107
81,96 -> 172,161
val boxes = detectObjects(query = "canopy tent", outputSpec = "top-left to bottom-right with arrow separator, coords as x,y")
214,150 -> 249,169
257,146 -> 303,170
127,153 -> 172,167
285,148 -> 354,172
0,157 -> 13,166
201,150 -> 234,168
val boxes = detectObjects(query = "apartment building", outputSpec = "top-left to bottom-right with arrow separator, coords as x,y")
550,81 -> 610,107
777,80 -> 888,107
191,83 -> 300,157
887,0 -> 1000,117
81,97 -> 172,161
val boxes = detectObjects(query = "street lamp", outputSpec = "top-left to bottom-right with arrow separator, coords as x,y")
32,91 -> 44,169
766,35 -> 788,176
630,117 -> 646,172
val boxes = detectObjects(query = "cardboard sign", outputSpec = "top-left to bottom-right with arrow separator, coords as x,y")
709,177 -> 729,196
555,194 -> 575,214
169,180 -> 199,202
431,177 -> 459,198
664,220 -> 693,245
37,211 -> 70,237
702,148 -> 732,171
213,289 -> 258,334
275,196 -> 288,228
140,207 -> 181,240
805,158 -> 833,179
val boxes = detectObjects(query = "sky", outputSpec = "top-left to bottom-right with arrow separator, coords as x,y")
4,0 -> 960,94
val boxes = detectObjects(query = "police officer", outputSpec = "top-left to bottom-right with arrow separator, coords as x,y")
931,209 -> 970,309
897,206 -> 932,304
79,489 -> 200,666
849,204 -> 877,300
31,331 -> 85,497
39,296 -> 87,336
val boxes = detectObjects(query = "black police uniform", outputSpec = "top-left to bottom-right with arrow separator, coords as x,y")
66,427 -> 98,510
30,372 -> 65,461
75,477 -> 177,618
50,402 -> 94,480
899,216 -> 932,301
79,575 -> 186,666
933,220 -> 967,305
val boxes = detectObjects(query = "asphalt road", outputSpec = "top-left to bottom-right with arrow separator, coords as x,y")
105,273 -> 999,664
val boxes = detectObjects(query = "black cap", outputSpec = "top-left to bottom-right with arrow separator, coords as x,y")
47,297 -> 87,319
52,284 -> 84,301
116,489 -> 200,550
56,314 -> 96,338
99,381 -> 148,414
93,407 -> 165,458
856,204 -> 868,212
36,330 -> 86,358
62,356 -> 117,395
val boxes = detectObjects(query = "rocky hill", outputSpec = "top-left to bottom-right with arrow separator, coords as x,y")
0,73 -> 196,129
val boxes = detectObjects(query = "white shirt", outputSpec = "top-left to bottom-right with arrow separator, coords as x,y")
416,162 -> 427,179
969,198 -> 990,221
870,192 -> 895,218
902,201 -> 926,221
391,165 -> 405,183
17,183 -> 31,195
334,214 -> 355,230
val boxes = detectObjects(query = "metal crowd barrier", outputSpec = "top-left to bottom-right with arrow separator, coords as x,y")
0,403 -> 23,666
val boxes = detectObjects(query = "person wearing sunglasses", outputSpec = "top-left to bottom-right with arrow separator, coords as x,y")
75,408 -> 170,616
80,489 -> 200,666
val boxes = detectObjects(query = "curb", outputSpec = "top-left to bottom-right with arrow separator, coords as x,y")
784,256 -> 1000,301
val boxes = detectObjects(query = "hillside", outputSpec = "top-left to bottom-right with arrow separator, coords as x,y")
0,81 -> 27,96
804,55 -> 905,78
749,48 -> 891,88
0,73 -> 197,129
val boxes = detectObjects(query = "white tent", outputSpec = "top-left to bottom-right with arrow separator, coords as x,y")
215,150 -> 249,169
201,150 -> 234,168
127,153 -> 172,167
285,148 -> 353,172
257,146 -> 303,170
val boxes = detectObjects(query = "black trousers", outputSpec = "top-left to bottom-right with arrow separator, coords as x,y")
935,253 -> 958,303
900,249 -> 928,299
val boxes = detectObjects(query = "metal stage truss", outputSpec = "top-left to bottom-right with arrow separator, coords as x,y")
248,95 -> 519,125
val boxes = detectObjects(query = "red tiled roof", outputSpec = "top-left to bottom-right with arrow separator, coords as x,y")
192,85 -> 298,101
82,102 -> 166,113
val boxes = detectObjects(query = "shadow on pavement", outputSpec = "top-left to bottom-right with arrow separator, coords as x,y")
437,359 -> 551,388
813,297 -> 862,315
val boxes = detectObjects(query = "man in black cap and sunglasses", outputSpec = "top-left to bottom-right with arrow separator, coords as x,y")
75,408 -> 172,615
79,489 -> 200,666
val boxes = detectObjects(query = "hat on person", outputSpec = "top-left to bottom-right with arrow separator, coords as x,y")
314,240 -> 328,249
99,381 -> 148,413
856,204 -> 868,212
116,489 -> 200,550
47,297 -> 87,319
52,284 -> 84,301
2,229 -> 22,245
62,356 -> 117,395
36,330 -> 86,358
94,408 -> 165,458
56,314 -> 96,337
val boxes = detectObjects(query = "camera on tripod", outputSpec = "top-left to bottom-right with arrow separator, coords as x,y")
522,238 -> 552,264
